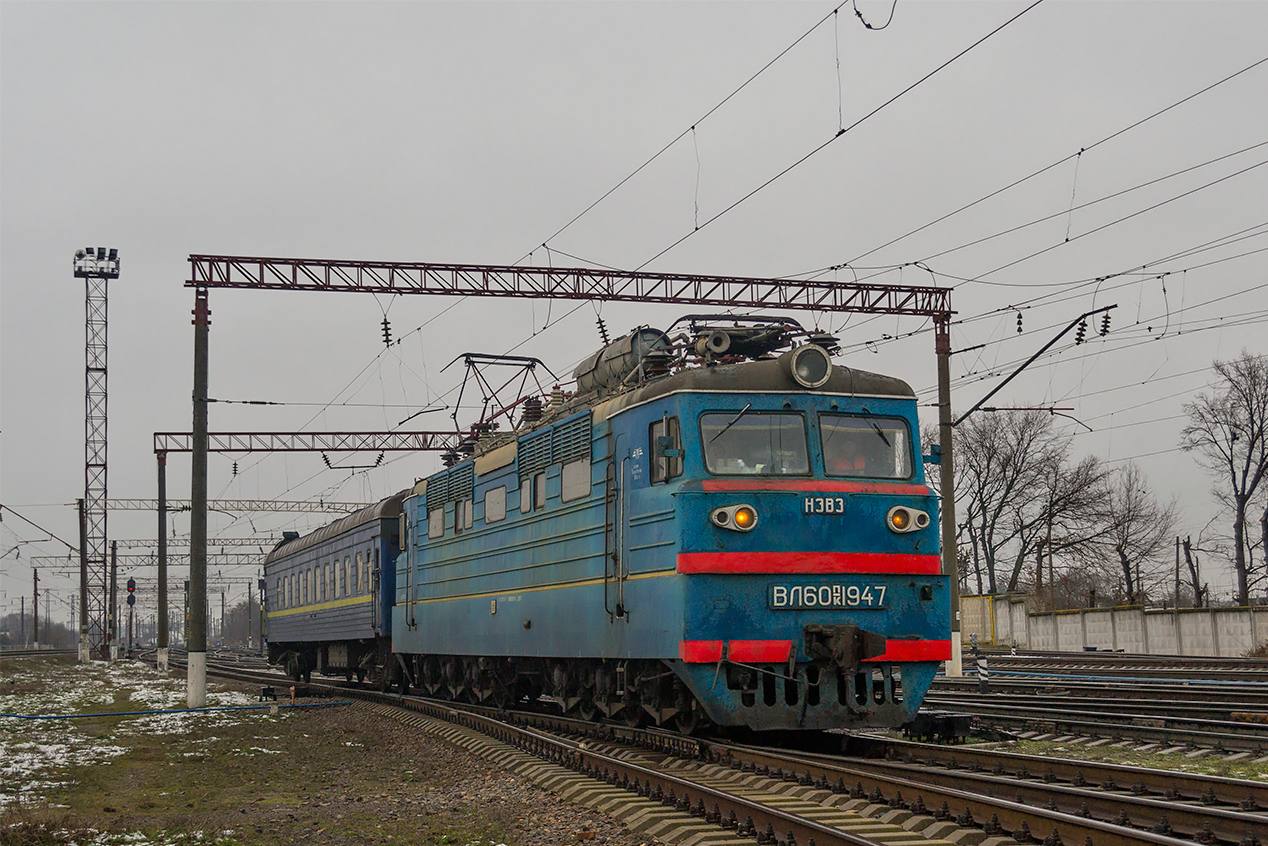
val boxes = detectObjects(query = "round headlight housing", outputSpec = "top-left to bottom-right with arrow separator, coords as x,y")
710,504 -> 758,533
785,344 -> 832,389
887,505 -> 930,534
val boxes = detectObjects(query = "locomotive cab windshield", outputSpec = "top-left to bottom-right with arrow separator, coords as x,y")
820,414 -> 913,479
700,411 -> 809,475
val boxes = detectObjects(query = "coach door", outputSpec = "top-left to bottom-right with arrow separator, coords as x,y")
371,546 -> 381,633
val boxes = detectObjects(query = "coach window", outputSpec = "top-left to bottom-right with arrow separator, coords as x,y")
520,478 -> 532,514
287,574 -> 293,608
364,552 -> 371,593
428,506 -> 444,539
303,569 -> 310,604
320,565 -> 327,601
650,416 -> 683,483
534,472 -> 546,509
485,486 -> 507,523
352,553 -> 361,594
561,459 -> 591,502
340,558 -> 347,596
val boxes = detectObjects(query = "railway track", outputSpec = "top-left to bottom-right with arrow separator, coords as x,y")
151,653 -> 1268,846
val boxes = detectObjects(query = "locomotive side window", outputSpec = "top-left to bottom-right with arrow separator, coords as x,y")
428,507 -> 444,539
485,486 -> 507,523
700,411 -> 809,476
650,416 -> 683,483
520,478 -> 532,513
820,414 -> 913,480
453,500 -> 473,533
534,472 -> 546,509
561,459 -> 591,502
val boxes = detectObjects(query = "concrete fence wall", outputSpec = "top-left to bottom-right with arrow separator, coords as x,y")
960,594 -> 1267,657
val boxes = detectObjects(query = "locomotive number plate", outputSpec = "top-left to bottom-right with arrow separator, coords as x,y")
803,496 -> 845,514
768,583 -> 887,609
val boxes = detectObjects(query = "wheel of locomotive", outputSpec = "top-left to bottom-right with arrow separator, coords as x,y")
616,701 -> 645,727
421,655 -> 443,696
671,683 -> 703,734
673,700 -> 705,735
574,662 -> 600,721
489,660 -> 517,710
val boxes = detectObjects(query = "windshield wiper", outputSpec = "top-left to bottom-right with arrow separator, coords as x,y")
867,419 -> 891,447
709,403 -> 752,444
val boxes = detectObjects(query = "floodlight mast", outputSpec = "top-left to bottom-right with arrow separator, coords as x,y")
74,247 -> 119,662
183,256 -> 964,677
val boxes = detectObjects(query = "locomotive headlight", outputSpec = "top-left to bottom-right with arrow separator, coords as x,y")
710,504 -> 758,532
784,344 -> 832,389
733,505 -> 757,530
887,505 -> 930,534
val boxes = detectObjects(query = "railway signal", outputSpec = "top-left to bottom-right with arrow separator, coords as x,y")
126,577 -> 136,607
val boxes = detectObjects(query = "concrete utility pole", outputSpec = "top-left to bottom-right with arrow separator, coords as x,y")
33,569 -> 39,648
188,287 -> 210,707
109,541 -> 118,660
935,317 -> 962,677
77,499 -> 89,662
157,452 -> 169,671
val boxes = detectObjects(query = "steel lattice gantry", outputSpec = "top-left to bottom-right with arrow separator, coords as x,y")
187,255 -> 952,316
74,248 -> 119,660
153,431 -> 456,453
107,498 -> 369,514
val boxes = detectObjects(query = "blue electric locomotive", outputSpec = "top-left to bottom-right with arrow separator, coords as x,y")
263,495 -> 405,683
390,321 -> 950,731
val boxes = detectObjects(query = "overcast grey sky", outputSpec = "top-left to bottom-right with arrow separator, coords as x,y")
3,1 -> 1266,619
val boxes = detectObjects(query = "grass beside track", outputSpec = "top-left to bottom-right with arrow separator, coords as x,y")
0,656 -> 602,845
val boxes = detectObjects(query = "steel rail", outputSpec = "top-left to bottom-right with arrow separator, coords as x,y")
923,698 -> 1268,752
843,735 -> 1267,809
183,654 -> 1238,846
808,754 -> 1267,845
706,742 -> 1202,846
172,656 -> 903,846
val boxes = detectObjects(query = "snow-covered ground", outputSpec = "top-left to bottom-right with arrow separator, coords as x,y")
1,659 -> 278,844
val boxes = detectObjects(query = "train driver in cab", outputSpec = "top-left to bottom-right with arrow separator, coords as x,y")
826,432 -> 868,476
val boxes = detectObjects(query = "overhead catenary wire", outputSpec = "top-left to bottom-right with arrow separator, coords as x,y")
634,0 -> 1046,271
797,54 -> 1268,276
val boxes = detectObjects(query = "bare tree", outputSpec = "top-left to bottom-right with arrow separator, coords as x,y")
1180,351 -> 1268,605
1094,463 -> 1178,603
954,410 -> 1065,594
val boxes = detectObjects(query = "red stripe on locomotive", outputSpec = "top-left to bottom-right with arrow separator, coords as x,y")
676,551 -> 941,574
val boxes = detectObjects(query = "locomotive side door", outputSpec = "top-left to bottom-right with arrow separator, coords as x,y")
605,432 -> 630,620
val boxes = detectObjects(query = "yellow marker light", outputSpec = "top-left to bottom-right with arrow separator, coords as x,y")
889,507 -> 911,532
733,506 -> 757,529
